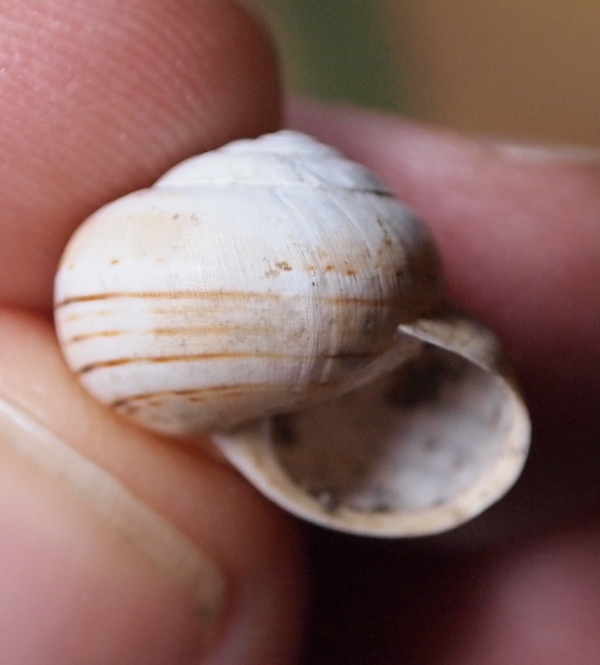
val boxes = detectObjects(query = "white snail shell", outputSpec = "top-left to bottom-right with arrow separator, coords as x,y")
54,130 -> 530,537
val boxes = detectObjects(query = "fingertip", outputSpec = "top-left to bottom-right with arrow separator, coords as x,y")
0,0 -> 281,310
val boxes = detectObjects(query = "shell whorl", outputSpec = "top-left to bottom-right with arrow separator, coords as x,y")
54,131 -> 444,436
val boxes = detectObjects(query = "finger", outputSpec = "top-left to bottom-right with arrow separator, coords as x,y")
0,0 -> 280,311
0,307 -> 306,665
287,102 -> 600,404
288,100 -> 600,541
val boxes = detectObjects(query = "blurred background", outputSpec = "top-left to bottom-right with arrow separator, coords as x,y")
253,0 -> 600,145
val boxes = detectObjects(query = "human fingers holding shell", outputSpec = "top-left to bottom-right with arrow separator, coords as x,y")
2,2 -> 600,665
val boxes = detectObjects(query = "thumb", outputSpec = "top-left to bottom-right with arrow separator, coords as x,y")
0,310 -> 305,665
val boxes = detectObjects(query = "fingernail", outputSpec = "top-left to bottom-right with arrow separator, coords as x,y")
492,140 -> 600,164
0,394 -> 226,655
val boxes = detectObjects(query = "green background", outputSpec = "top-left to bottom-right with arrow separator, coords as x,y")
256,0 -> 406,111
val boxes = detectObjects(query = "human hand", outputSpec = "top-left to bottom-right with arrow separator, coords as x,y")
289,103 -> 600,664
0,2 -> 303,664
1,2 -> 599,664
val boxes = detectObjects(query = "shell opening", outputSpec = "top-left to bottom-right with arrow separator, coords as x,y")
213,335 -> 530,537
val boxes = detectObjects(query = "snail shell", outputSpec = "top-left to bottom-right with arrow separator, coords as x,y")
54,130 -> 530,537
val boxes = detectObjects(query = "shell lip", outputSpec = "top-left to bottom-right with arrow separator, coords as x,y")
212,407 -> 530,538
212,316 -> 531,538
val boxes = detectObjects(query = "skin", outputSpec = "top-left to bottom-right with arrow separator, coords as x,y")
0,1 -> 599,663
